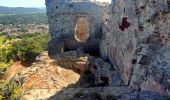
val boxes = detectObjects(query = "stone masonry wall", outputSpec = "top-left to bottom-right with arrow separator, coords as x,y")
46,0 -> 109,39
101,0 -> 170,95
45,0 -> 110,55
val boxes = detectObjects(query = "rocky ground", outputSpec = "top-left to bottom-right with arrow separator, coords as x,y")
11,51 -> 165,100
17,51 -> 116,99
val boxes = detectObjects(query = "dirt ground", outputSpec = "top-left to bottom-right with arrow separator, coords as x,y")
3,61 -> 26,83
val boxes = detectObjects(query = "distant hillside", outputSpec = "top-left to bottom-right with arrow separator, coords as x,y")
0,13 -> 48,25
0,6 -> 46,14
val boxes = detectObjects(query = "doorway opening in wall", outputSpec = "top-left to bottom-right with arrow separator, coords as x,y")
74,16 -> 89,42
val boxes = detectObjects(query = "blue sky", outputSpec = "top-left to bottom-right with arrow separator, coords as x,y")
0,0 -> 45,8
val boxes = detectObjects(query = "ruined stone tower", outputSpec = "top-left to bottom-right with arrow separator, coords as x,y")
45,0 -> 110,55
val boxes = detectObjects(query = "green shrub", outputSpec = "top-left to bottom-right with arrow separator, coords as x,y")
0,33 -> 50,79
0,95 -> 3,100
0,35 -> 14,78
0,78 -> 24,100
0,63 -> 10,79
0,35 -> 12,63
7,33 -> 51,61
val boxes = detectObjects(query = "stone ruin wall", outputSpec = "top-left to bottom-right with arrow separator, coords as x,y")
45,0 -> 110,55
46,0 -> 170,96
101,0 -> 170,95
